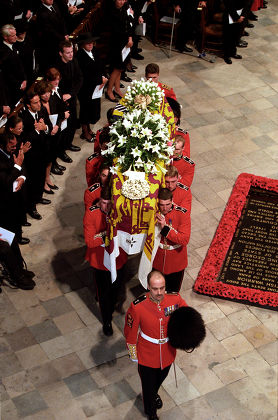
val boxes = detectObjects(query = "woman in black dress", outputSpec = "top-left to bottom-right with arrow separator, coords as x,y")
76,32 -> 107,142
106,0 -> 133,102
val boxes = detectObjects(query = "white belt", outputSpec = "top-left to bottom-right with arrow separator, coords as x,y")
159,243 -> 181,250
140,331 -> 169,344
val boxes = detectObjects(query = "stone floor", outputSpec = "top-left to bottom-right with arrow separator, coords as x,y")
1,4 -> 278,420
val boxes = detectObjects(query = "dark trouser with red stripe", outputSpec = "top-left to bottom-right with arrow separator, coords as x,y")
138,364 -> 171,417
93,266 -> 125,325
165,270 -> 184,293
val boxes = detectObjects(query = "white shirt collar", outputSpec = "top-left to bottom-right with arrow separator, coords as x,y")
83,48 -> 94,60
28,109 -> 37,119
3,41 -> 13,50
42,3 -> 53,11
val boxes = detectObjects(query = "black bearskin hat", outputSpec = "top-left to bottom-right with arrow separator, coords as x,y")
168,307 -> 206,351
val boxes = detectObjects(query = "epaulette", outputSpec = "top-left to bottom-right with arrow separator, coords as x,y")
89,183 -> 100,193
175,205 -> 187,214
166,291 -> 178,295
87,152 -> 99,161
183,156 -> 195,165
89,205 -> 99,212
177,127 -> 188,135
133,295 -> 146,305
177,182 -> 189,191
161,83 -> 172,90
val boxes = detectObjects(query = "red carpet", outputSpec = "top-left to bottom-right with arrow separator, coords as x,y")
193,173 -> 278,310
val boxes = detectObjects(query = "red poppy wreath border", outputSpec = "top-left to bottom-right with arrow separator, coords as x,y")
193,173 -> 278,309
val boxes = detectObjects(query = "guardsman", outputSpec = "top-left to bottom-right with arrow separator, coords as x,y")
165,97 -> 191,157
85,126 -> 110,187
165,165 -> 192,212
83,187 -> 127,336
145,63 -> 177,101
153,188 -> 190,292
84,163 -> 110,209
172,135 -> 195,187
124,270 -> 187,420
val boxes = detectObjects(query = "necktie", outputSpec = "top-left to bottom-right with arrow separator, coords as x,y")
50,6 -> 55,12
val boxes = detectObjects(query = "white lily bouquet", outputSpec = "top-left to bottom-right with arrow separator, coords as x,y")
125,78 -> 164,112
102,108 -> 174,200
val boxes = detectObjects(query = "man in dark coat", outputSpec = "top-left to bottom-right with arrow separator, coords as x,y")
36,0 -> 68,70
223,0 -> 248,64
56,40 -> 83,154
0,24 -> 27,107
20,89 -> 52,219
0,131 -> 29,244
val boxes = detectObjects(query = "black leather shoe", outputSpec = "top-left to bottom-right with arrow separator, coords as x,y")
51,166 -> 63,175
47,183 -> 59,190
121,73 -> 133,81
80,132 -> 94,143
15,276 -> 36,290
22,269 -> 35,278
59,153 -> 72,163
38,198 -> 51,205
18,237 -> 30,245
103,323 -> 113,336
127,68 -> 136,73
22,221 -> 31,227
28,210 -> 42,220
132,65 -> 137,69
155,394 -> 163,409
232,54 -> 242,59
56,163 -> 66,171
246,22 -> 254,28
131,53 -> 144,60
44,188 -> 54,194
224,57 -> 232,64
136,48 -> 142,53
243,30 -> 249,36
68,144 -> 81,152
237,40 -> 248,47
184,45 -> 193,52
249,12 -> 258,20
105,92 -> 118,103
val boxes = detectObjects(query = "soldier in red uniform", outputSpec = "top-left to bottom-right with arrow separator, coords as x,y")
166,97 -> 191,157
84,163 -> 110,210
93,108 -> 115,155
124,270 -> 187,420
153,188 -> 190,292
83,187 -> 127,336
172,135 -> 195,187
85,126 -> 110,187
145,63 -> 177,101
165,165 -> 192,212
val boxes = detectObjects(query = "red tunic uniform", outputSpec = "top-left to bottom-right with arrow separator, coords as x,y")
93,129 -> 101,155
83,205 -> 126,270
172,182 -> 192,212
175,127 -> 190,157
84,182 -> 101,210
124,292 -> 187,368
153,205 -> 191,275
173,155 -> 195,187
158,81 -> 177,101
85,152 -> 104,187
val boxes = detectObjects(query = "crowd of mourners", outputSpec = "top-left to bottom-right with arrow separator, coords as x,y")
0,0 -> 268,297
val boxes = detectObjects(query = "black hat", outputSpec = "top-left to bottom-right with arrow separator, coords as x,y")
76,32 -> 99,44
14,20 -> 28,35
168,306 -> 206,351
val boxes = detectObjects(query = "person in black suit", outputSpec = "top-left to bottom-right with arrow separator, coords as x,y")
56,40 -> 83,154
76,32 -> 108,142
45,66 -> 72,166
0,24 -> 27,107
20,89 -> 53,220
223,0 -> 248,64
14,20 -> 37,86
0,67 -> 11,120
36,0 -> 68,71
0,131 -> 29,245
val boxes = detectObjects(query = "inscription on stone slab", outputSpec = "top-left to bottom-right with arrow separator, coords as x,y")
219,187 -> 278,293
